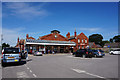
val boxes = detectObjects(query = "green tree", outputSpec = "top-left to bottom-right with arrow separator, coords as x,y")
89,34 -> 103,45
109,38 -> 113,43
113,35 -> 120,42
101,40 -> 110,47
2,43 -> 10,49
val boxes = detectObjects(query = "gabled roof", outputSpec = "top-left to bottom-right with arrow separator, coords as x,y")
39,33 -> 68,41
27,37 -> 35,40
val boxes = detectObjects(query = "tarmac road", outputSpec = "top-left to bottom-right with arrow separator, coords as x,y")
2,53 -> 119,79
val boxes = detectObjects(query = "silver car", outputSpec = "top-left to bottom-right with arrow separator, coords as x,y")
1,47 -> 21,67
33,51 -> 43,56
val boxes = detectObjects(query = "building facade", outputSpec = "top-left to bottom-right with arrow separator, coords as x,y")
66,30 -> 89,52
16,30 -> 89,53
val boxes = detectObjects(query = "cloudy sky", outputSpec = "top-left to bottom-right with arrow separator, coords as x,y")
2,2 -> 118,46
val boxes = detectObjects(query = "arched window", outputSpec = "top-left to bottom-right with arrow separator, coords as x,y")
85,39 -> 87,43
82,39 -> 83,43
78,39 -> 80,43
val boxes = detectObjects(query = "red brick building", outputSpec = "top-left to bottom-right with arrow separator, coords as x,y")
66,29 -> 89,52
16,30 -> 89,53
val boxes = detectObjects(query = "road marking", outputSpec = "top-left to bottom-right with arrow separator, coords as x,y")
30,70 -> 32,73
33,74 -> 37,78
27,67 -> 29,70
17,71 -> 29,78
25,65 -> 37,78
72,68 -> 106,79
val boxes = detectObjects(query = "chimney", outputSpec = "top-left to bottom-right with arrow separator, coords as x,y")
74,29 -> 77,38
66,32 -> 70,39
26,34 -> 29,39
17,37 -> 19,43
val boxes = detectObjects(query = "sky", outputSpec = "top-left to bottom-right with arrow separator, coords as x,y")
1,2 -> 118,46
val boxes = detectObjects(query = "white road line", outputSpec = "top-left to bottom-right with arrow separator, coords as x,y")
72,68 -> 106,79
30,70 -> 32,73
27,67 -> 29,70
33,74 -> 37,78
25,65 -> 37,78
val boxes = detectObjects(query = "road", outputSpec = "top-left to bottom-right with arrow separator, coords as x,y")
2,53 -> 119,79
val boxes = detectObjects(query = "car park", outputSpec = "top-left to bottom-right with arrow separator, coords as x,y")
73,49 -> 93,58
1,47 -> 21,67
109,49 -> 120,55
33,51 -> 43,56
92,50 -> 105,57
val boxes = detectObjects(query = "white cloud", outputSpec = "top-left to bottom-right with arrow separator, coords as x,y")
1,27 -> 43,47
4,2 -> 48,19
2,27 -> 25,47
77,27 -> 101,32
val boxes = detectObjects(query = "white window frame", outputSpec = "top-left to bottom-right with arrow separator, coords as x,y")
78,39 -> 80,43
82,39 -> 83,43
85,39 -> 87,43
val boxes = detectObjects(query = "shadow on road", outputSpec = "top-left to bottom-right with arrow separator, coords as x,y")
2,59 -> 33,68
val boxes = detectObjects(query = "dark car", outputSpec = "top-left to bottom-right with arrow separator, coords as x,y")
73,49 -> 93,58
92,50 -> 105,57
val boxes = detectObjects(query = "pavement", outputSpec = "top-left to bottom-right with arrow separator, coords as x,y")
1,53 -> 119,79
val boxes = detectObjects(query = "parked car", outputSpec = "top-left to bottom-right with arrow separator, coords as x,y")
92,50 -> 105,57
33,51 -> 43,56
109,49 -> 120,55
73,49 -> 93,58
1,47 -> 21,67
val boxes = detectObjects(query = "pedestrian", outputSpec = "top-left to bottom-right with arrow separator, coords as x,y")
52,50 -> 54,54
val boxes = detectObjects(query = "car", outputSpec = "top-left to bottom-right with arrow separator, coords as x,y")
33,51 -> 43,56
92,50 -> 105,57
1,47 -> 21,67
109,49 -> 120,55
73,49 -> 93,58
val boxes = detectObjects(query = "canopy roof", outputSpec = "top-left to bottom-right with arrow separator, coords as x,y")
26,39 -> 76,46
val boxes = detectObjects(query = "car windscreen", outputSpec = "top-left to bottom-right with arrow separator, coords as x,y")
4,48 -> 19,54
93,50 -> 98,52
114,49 -> 120,51
99,50 -> 104,52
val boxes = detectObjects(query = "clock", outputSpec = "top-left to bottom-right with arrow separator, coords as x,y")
55,35 -> 57,38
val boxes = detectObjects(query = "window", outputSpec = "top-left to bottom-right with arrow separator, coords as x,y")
82,46 -> 84,49
78,39 -> 80,43
85,39 -> 87,43
82,39 -> 83,43
78,46 -> 80,49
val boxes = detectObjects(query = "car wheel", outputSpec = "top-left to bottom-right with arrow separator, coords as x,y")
83,55 -> 86,58
95,55 -> 97,58
1,60 -> 5,67
75,54 -> 77,57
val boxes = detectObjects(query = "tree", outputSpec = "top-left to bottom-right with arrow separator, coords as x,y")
2,43 -> 10,49
101,40 -> 110,47
89,34 -> 103,45
109,38 -> 113,43
113,35 -> 120,42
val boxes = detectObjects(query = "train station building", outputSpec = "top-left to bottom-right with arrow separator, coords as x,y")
16,30 -> 89,53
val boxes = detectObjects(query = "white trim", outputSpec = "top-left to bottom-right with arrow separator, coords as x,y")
26,42 -> 76,46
